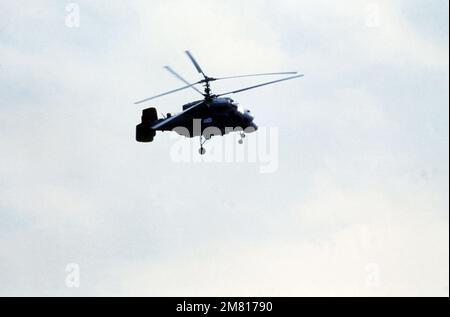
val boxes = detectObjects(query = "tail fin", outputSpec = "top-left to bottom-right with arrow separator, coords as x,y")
136,107 -> 158,143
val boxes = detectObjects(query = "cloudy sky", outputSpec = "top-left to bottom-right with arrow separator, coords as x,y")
0,0 -> 448,296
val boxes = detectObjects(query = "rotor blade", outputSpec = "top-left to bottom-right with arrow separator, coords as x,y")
215,72 -> 298,81
152,100 -> 205,129
185,50 -> 206,77
164,66 -> 204,96
217,74 -> 304,97
134,82 -> 201,105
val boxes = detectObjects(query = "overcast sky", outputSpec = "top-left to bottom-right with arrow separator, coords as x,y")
0,0 -> 448,296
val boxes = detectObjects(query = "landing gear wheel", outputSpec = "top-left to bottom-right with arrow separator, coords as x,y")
199,135 -> 210,155
238,132 -> 245,145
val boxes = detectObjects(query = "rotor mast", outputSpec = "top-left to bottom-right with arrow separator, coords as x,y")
201,77 -> 214,99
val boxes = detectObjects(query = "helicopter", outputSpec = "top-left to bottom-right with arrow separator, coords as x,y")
135,51 -> 303,155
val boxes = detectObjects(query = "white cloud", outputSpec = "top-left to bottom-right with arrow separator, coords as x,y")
0,0 -> 448,296
102,183 -> 449,297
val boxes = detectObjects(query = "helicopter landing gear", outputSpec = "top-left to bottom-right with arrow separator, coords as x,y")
238,133 -> 246,145
199,136 -> 208,155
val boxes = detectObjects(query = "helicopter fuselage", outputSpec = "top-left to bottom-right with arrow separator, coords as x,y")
154,98 -> 258,138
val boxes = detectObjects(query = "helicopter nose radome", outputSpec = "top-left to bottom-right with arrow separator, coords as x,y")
248,122 -> 258,132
